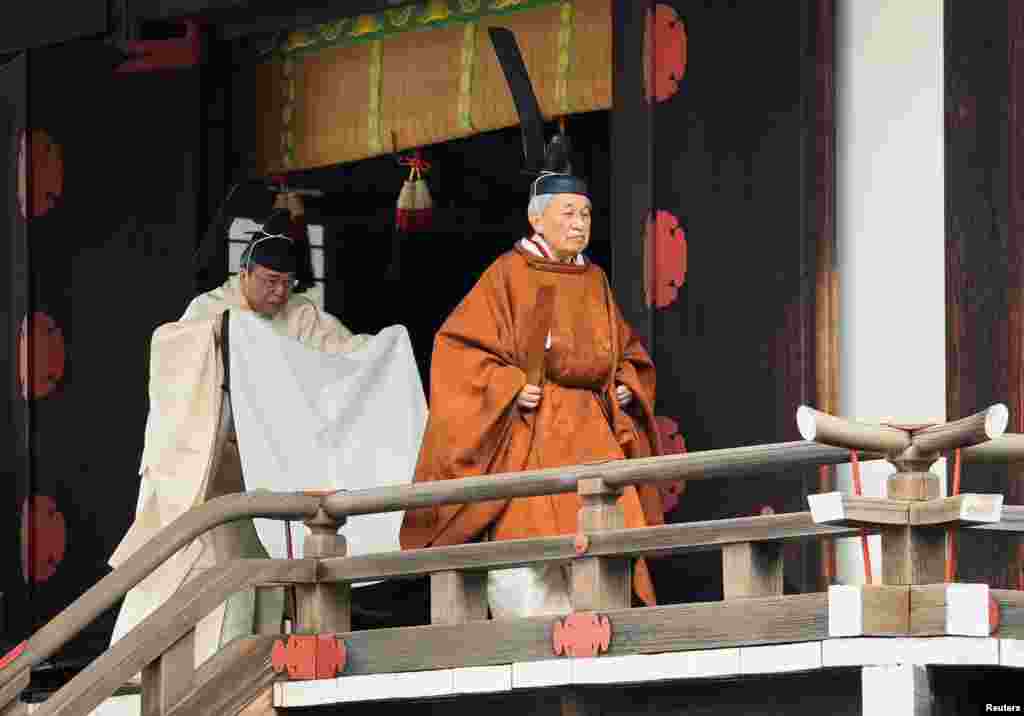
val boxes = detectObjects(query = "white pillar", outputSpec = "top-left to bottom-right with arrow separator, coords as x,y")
836,0 -> 946,584
862,665 -> 933,716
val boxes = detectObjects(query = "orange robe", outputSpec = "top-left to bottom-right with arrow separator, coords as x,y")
400,245 -> 665,606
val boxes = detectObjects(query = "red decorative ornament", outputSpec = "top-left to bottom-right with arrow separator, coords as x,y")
17,312 -> 66,400
552,613 -> 612,658
644,4 -> 688,103
17,129 -> 63,219
21,495 -> 66,583
272,635 -> 347,680
396,151 -> 433,233
644,210 -> 688,310
655,415 -> 686,513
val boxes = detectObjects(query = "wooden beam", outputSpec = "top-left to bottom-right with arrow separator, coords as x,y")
828,584 -> 909,636
0,671 -> 29,716
807,492 -> 909,526
722,542 -> 784,599
431,571 -> 488,625
961,433 -> 1024,463
908,494 -> 1003,525
333,594 -> 828,675
910,583 -> 991,636
322,442 -> 885,519
796,406 -> 912,453
319,513 -> 858,584
0,493 -> 320,698
237,687 -> 277,716
167,636 -> 279,716
881,526 -> 946,586
910,404 -> 1008,453
141,629 -> 194,716
30,559 -> 315,716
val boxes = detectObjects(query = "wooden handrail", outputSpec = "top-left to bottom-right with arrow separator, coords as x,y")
0,492 -> 320,699
321,441 -> 881,518
32,559 -> 315,716
961,434 -> 1024,463
319,512 -> 859,584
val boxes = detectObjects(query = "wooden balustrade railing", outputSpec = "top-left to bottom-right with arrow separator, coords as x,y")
5,403 -> 1024,715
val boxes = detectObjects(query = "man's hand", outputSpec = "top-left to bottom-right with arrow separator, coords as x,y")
615,383 -> 633,408
517,383 -> 542,411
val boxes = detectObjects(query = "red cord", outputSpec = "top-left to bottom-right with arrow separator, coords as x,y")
946,448 -> 962,583
850,451 -> 872,584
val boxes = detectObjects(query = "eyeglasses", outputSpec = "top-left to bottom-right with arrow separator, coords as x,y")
249,270 -> 297,293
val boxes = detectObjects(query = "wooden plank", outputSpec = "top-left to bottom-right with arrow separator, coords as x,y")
333,594 -> 828,676
32,559 -> 315,716
991,589 -> 1024,639
881,525 -> 946,586
141,629 -> 194,716
862,664 -> 932,716
319,513 -> 858,584
908,494 -> 1003,525
167,636 -> 279,716
237,687 -> 277,716
322,442 -> 885,519
964,504 -> 1024,533
0,670 -> 29,716
0,492 -> 320,700
807,493 -> 909,526
910,584 -> 990,636
431,571 -> 488,625
722,542 -> 783,599
828,585 -> 909,637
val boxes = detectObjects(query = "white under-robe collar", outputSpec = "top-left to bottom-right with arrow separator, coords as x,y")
518,235 -> 585,265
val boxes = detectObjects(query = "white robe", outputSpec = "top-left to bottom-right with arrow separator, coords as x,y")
109,277 -> 426,665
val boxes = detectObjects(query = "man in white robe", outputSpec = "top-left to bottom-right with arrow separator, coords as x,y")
109,208 -> 422,667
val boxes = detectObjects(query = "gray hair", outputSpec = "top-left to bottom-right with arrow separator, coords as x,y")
527,194 -> 554,219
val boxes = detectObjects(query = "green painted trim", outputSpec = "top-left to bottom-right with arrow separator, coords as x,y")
556,1 -> 573,114
457,21 -> 478,132
270,0 -> 565,61
368,39 -> 385,155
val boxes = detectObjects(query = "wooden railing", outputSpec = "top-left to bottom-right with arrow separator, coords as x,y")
3,405 -> 1024,715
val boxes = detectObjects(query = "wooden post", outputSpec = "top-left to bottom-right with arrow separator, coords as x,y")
886,451 -> 941,502
881,525 -> 946,586
565,478 -> 631,716
572,478 -> 630,613
295,507 -> 350,634
431,571 -> 487,625
722,542 -> 784,599
141,628 -> 194,716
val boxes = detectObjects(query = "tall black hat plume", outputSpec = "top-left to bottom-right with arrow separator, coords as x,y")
488,27 -> 588,198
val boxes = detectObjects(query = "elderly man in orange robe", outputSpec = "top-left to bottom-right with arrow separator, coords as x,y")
400,170 -> 677,618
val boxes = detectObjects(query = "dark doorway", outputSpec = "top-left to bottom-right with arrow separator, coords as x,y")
235,111 -> 612,392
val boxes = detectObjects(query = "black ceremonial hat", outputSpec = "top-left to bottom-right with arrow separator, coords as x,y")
243,209 -> 296,274
489,27 -> 589,200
